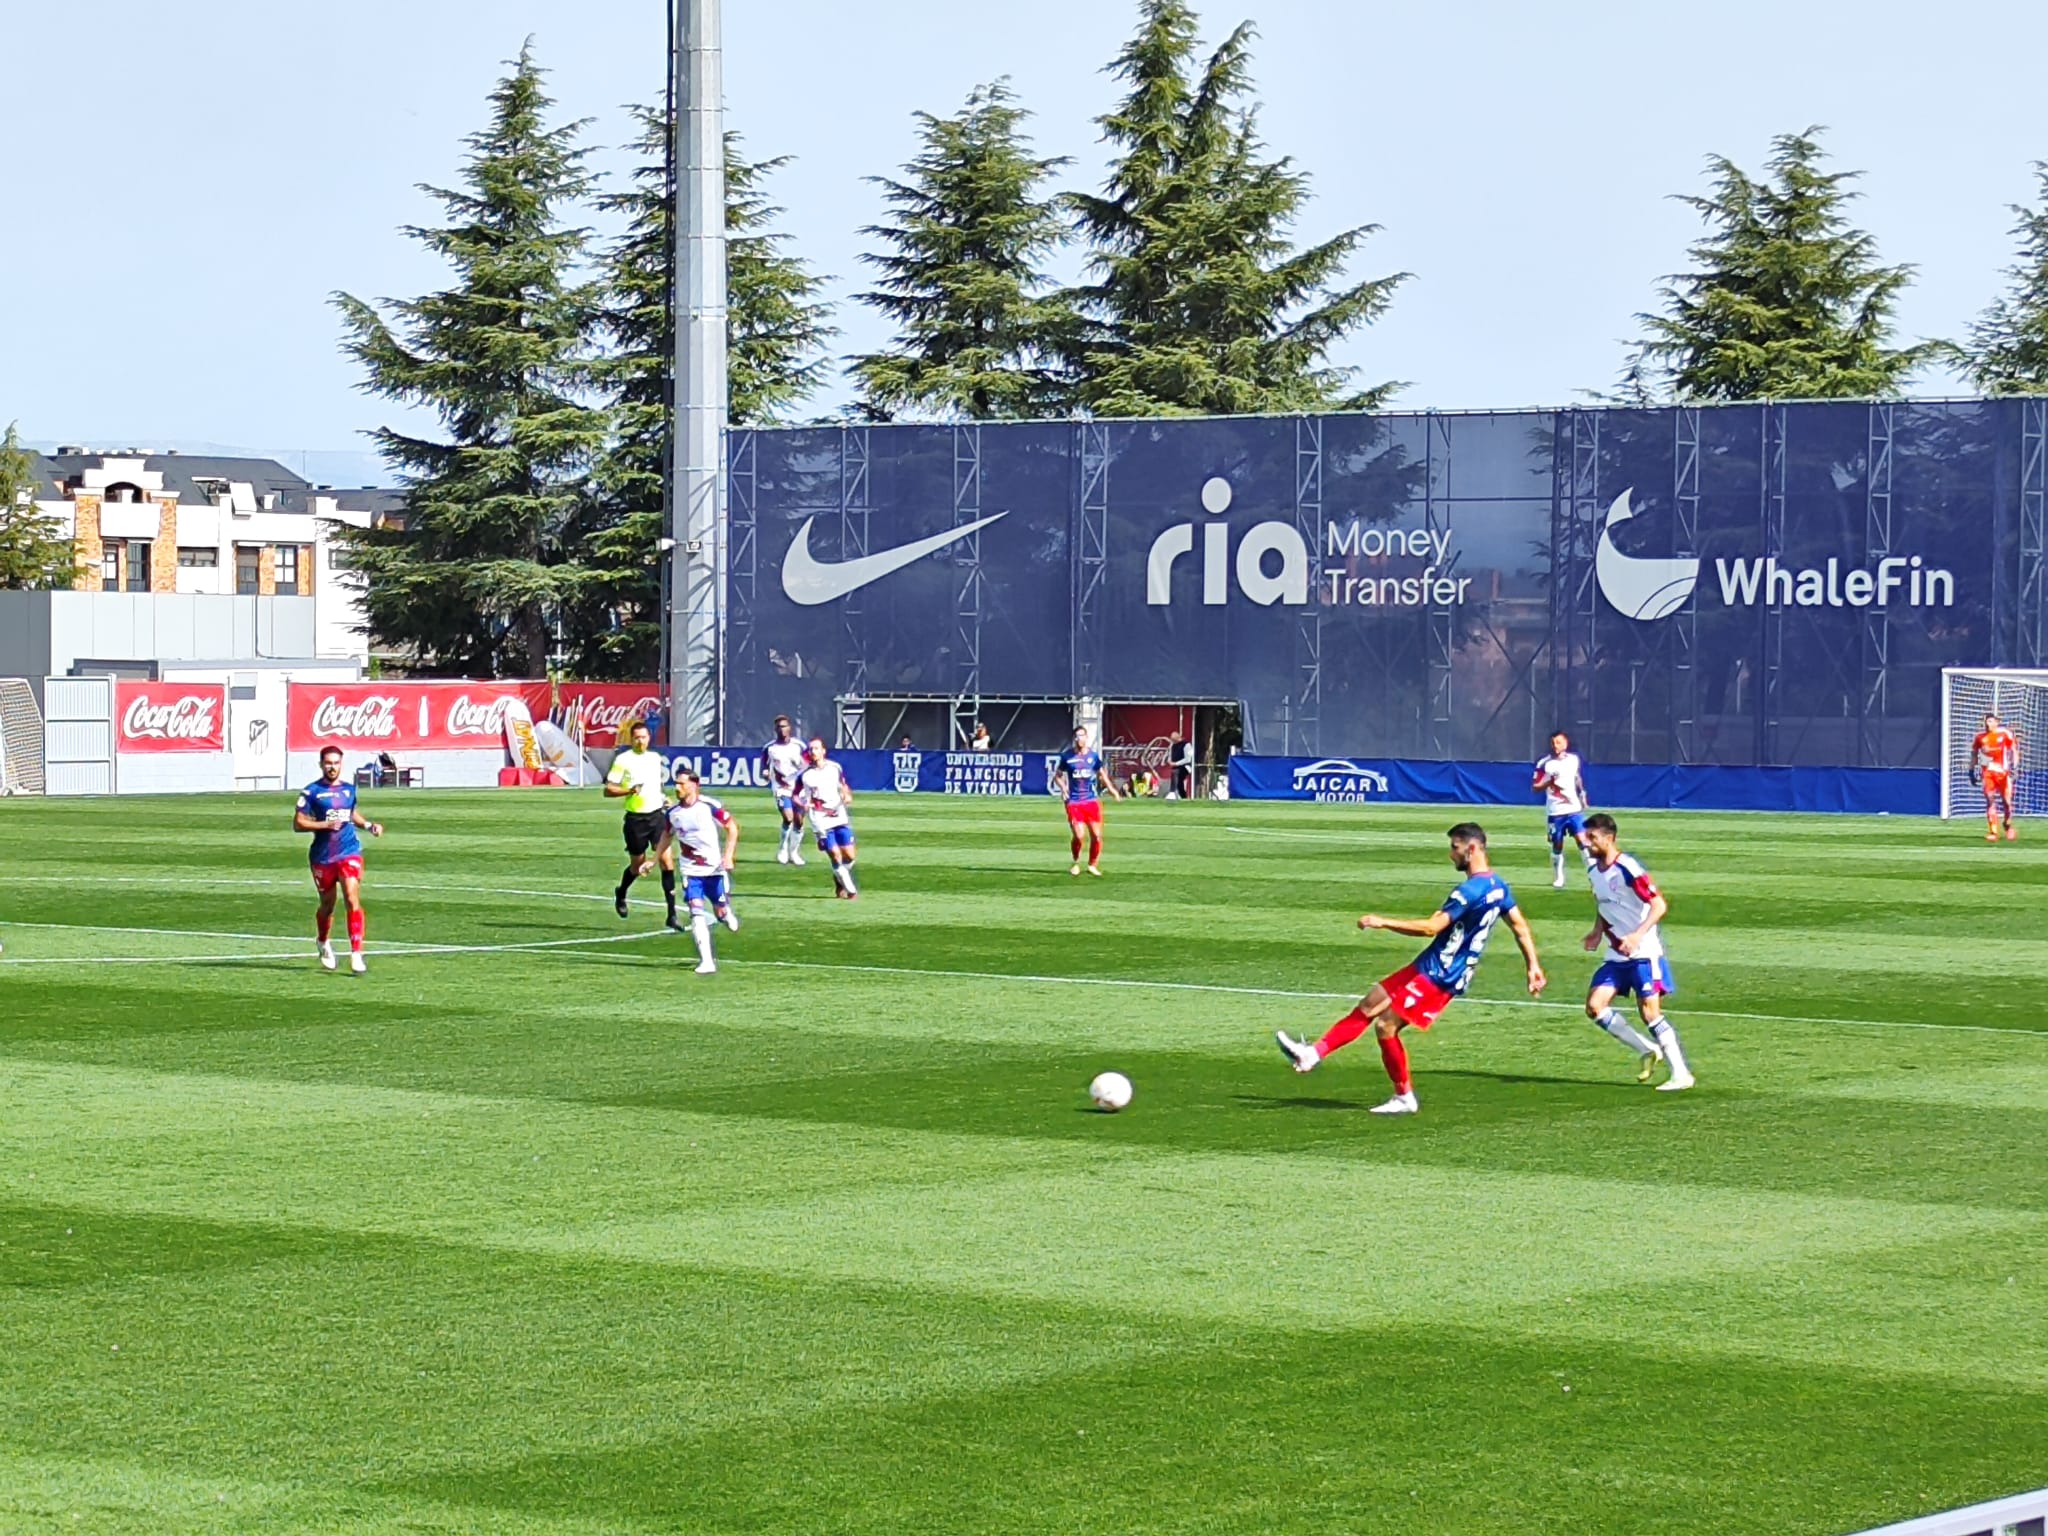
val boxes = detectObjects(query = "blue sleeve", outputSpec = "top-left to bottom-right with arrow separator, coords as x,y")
1440,885 -> 1472,920
1494,878 -> 1517,913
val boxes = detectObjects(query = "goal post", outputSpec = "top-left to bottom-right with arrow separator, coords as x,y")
1940,668 -> 2048,819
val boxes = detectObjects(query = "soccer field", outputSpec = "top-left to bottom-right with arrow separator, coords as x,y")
2,789 -> 2045,1535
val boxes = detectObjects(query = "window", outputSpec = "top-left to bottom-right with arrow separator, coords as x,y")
235,545 -> 262,595
124,541 -> 150,592
101,542 -> 120,585
273,544 -> 301,596
177,547 -> 218,568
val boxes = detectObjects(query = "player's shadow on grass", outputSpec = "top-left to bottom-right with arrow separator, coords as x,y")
1233,1094 -> 1365,1111
1428,1069 -> 1634,1091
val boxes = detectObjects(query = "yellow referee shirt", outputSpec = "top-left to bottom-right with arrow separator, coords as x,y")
607,747 -> 668,814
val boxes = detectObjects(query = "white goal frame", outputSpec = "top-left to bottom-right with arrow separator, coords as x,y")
1939,668 -> 2048,819
1850,1483 -> 2048,1536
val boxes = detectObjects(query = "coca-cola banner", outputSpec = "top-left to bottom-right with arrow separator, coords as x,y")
115,682 -> 227,753
524,682 -> 666,744
287,682 -> 527,752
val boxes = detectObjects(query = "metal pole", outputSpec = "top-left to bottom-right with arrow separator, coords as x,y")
669,0 -> 727,745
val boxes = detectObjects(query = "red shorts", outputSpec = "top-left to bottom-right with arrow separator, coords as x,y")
311,856 -> 364,893
1065,800 -> 1103,826
1983,772 -> 2012,800
1377,963 -> 1455,1030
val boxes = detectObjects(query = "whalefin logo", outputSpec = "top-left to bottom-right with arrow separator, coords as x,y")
782,512 -> 1009,606
1594,488 -> 1699,622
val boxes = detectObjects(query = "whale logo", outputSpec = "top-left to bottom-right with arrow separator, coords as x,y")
1594,488 -> 1699,622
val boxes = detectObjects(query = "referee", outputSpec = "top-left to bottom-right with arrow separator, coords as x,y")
606,719 -> 678,928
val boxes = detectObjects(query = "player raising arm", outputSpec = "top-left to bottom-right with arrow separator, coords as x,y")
762,714 -> 809,865
1533,730 -> 1592,887
796,738 -> 860,898
1276,822 -> 1544,1115
652,770 -> 740,973
1578,812 -> 1693,1091
1971,711 -> 2020,843
293,744 -> 384,974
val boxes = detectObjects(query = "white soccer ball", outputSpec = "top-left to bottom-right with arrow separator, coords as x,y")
1089,1071 -> 1134,1113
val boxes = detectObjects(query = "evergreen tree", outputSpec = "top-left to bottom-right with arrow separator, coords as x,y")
582,113 -> 832,677
332,45 -> 607,677
0,424 -> 74,590
1970,164 -> 2048,394
1066,0 -> 1404,417
851,81 -> 1072,420
1627,129 -> 1944,401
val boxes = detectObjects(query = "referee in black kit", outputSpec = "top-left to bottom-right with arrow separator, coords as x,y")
605,719 -> 679,928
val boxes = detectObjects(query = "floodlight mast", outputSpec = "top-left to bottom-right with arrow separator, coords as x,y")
668,0 -> 727,745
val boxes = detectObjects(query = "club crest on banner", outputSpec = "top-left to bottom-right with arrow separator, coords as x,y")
893,751 -> 922,793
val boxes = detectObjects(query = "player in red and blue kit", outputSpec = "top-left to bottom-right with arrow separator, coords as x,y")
1052,725 -> 1123,876
293,743 -> 384,974
1277,822 -> 1545,1114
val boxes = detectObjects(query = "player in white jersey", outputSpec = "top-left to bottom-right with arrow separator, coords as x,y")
1579,812 -> 1693,1091
1532,730 -> 1592,888
651,770 -> 740,973
795,738 -> 860,898
761,714 -> 810,866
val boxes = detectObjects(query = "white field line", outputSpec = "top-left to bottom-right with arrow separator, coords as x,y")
0,930 -> 667,967
3,876 -> 2043,1042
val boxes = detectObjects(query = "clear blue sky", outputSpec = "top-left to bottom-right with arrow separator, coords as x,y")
5,0 -> 2042,481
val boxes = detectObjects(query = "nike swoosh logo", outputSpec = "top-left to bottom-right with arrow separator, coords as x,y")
780,511 -> 1010,605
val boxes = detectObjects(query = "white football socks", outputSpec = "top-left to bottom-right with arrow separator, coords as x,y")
690,914 -> 714,967
1649,1019 -> 1690,1078
1595,1008 -> 1656,1055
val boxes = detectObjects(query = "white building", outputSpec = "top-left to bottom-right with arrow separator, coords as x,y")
27,448 -> 401,662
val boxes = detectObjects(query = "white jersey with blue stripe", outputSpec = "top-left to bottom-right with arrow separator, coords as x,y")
1588,852 -> 1665,961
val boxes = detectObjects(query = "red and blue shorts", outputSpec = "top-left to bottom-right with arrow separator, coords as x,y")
1065,799 -> 1103,826
1377,962 -> 1455,1030
311,856 -> 364,893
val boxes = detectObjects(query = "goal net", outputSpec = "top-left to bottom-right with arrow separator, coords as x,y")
0,678 -> 43,795
1941,668 -> 2048,819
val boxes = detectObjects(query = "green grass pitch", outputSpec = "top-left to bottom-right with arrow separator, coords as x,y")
1,788 -> 2045,1535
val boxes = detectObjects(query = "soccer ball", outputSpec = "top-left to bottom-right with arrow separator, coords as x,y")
1088,1071 -> 1134,1113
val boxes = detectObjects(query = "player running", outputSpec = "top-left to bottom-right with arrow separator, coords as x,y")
606,720 -> 679,929
796,738 -> 860,898
1052,725 -> 1123,876
1533,730 -> 1592,887
651,770 -> 740,974
292,743 -> 384,974
1276,822 -> 1545,1115
1579,812 -> 1694,1091
762,715 -> 809,865
1971,711 -> 2020,842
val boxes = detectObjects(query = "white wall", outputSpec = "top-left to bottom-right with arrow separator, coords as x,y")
286,748 -> 508,790
115,751 -> 235,794
47,593 -> 317,672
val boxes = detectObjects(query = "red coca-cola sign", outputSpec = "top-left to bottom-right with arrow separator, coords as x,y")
288,682 -> 526,752
523,682 -> 665,743
115,682 -> 227,753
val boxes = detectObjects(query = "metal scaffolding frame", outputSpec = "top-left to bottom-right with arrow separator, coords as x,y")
838,427 -> 871,704
1670,407 -> 1701,764
1550,410 -> 1603,750
1860,403 -> 1895,763
1758,403 -> 1789,762
1288,415 -> 1324,755
726,427 -> 757,695
1424,413 -> 1456,755
952,425 -> 985,747
2022,397 -> 2047,668
1074,422 -> 1111,699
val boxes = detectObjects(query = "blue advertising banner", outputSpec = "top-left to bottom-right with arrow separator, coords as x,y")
660,747 -> 1052,797
1227,754 -> 1938,817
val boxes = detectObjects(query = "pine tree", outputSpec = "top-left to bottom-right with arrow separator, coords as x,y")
851,80 -> 1072,420
1627,129 -> 1944,401
1970,164 -> 2048,394
581,113 -> 833,677
332,45 -> 608,678
0,424 -> 74,590
1066,0 -> 1404,417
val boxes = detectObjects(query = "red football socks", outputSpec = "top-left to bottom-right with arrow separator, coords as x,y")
347,910 -> 365,953
1378,1030 -> 1412,1093
316,911 -> 333,943
1316,1006 -> 1371,1058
